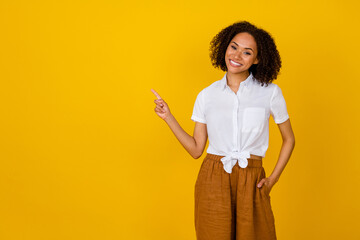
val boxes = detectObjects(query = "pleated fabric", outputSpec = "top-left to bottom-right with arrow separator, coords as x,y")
194,153 -> 277,240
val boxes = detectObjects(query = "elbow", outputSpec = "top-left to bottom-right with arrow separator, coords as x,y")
284,135 -> 295,147
191,138 -> 204,159
192,152 -> 202,159
283,131 -> 295,144
291,134 -> 296,146
191,149 -> 203,159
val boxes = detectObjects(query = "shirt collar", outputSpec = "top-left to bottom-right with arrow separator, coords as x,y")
220,72 -> 254,91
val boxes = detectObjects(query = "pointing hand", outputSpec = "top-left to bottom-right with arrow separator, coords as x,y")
151,89 -> 172,120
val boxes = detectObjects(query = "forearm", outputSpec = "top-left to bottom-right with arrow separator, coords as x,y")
269,138 -> 295,182
164,114 -> 199,158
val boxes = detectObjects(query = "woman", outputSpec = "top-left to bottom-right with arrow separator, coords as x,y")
151,21 -> 295,240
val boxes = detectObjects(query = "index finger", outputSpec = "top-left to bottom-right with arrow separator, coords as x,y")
151,89 -> 162,99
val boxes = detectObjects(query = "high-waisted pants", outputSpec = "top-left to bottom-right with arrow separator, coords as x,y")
194,153 -> 277,240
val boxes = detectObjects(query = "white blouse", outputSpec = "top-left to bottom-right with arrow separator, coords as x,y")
191,72 -> 289,173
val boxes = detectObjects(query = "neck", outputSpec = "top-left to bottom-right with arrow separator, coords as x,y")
226,71 -> 250,87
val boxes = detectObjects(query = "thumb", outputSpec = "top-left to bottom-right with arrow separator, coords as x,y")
257,179 -> 265,188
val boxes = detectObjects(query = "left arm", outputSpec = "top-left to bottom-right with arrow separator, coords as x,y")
257,118 -> 295,190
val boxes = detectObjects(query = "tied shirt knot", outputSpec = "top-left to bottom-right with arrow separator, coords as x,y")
221,150 -> 251,173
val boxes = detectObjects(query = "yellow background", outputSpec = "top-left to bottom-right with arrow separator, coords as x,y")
1,0 -> 359,239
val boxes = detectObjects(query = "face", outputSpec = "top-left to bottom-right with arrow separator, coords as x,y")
225,32 -> 259,75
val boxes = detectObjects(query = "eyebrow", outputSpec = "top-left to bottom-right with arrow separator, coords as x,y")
232,41 -> 254,52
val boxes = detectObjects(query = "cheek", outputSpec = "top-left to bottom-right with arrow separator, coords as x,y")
252,56 -> 259,64
225,49 -> 231,56
225,52 -> 231,61
246,56 -> 256,63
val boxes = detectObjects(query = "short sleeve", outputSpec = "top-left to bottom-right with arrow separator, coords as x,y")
270,85 -> 289,124
191,89 -> 206,124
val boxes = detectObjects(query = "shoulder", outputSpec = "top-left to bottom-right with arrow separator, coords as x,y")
251,78 -> 278,94
196,77 -> 224,97
267,82 -> 285,98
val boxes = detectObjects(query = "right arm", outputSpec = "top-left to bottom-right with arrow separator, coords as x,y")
151,89 -> 207,159
164,115 -> 207,159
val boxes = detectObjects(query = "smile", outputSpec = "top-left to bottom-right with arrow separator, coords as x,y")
230,59 -> 243,67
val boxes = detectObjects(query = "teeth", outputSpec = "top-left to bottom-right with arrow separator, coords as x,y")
230,60 -> 242,66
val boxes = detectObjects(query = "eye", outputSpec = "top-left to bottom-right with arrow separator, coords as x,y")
231,45 -> 237,50
244,52 -> 251,55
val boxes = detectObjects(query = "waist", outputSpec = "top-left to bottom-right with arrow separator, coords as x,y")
204,153 -> 263,168
206,152 -> 262,160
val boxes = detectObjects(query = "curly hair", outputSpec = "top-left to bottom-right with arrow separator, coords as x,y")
209,21 -> 281,86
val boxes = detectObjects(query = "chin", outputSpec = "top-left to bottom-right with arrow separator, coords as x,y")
227,67 -> 248,74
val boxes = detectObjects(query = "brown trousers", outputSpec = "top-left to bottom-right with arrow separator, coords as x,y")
194,153 -> 277,240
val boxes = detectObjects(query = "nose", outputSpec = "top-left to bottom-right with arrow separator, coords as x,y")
233,51 -> 242,60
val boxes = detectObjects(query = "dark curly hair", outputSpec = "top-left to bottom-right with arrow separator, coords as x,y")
209,21 -> 281,86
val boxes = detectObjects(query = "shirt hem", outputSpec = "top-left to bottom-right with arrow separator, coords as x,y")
191,115 -> 206,123
275,115 -> 289,124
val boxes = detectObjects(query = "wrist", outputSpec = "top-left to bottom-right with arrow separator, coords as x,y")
164,113 -> 174,123
269,175 -> 279,183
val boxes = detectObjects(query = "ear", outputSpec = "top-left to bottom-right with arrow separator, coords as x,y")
253,57 -> 259,64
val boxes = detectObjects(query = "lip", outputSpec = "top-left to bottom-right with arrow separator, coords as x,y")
229,59 -> 243,67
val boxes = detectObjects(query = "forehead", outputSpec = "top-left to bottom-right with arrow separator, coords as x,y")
230,32 -> 257,50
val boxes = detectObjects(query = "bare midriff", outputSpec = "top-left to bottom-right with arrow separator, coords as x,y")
250,154 -> 263,160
